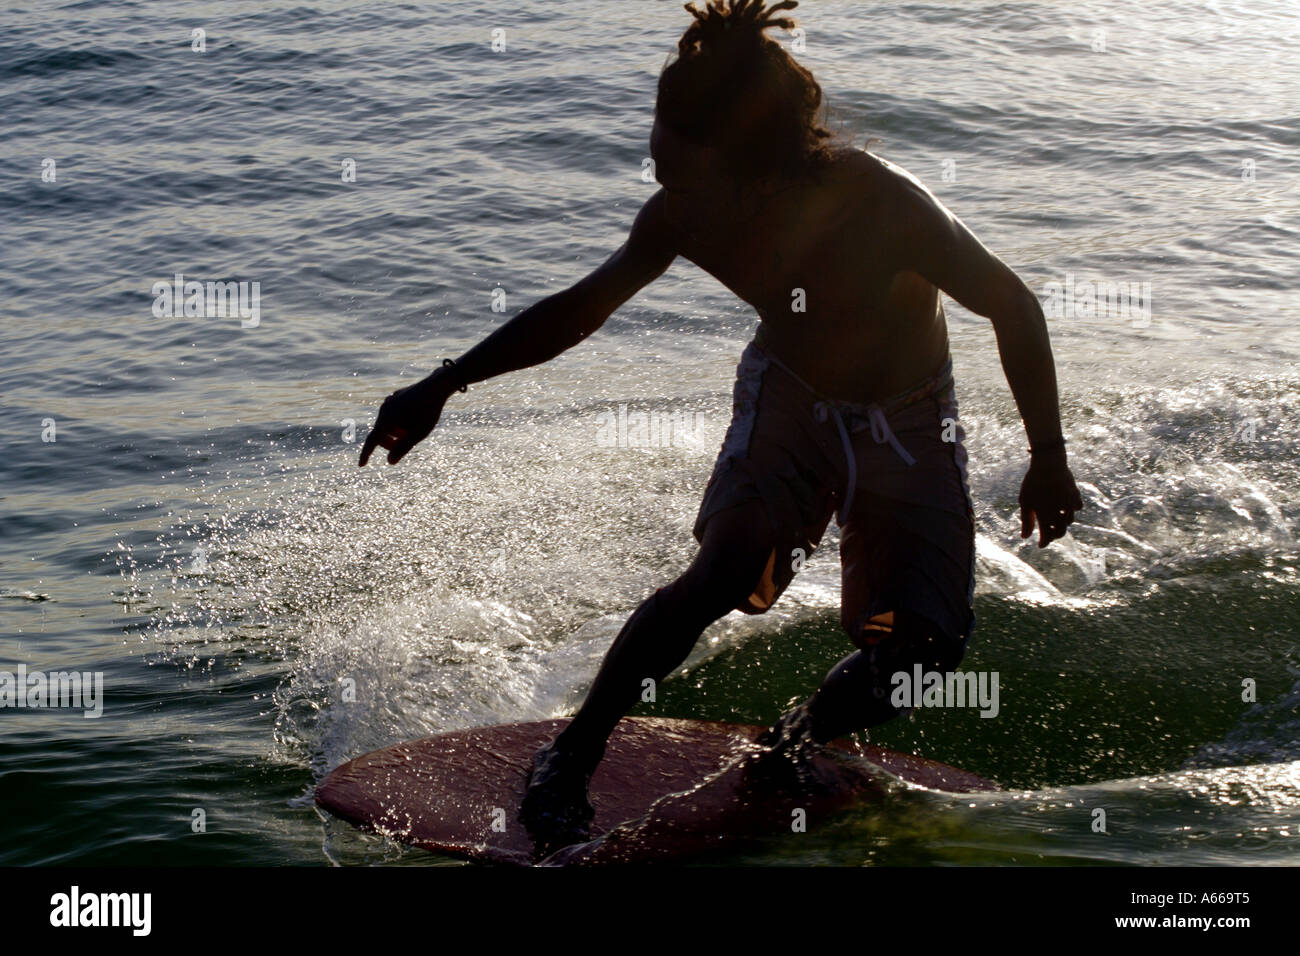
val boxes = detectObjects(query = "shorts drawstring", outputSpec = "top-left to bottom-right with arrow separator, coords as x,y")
868,405 -> 917,467
759,348 -> 933,525
813,401 -> 857,525
814,399 -> 916,525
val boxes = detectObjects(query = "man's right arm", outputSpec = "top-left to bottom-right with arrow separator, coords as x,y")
359,191 -> 677,466
450,191 -> 678,387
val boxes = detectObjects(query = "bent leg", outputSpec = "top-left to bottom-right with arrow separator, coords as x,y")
521,500 -> 777,854
802,489 -> 975,744
554,499 -> 776,767
804,607 -> 966,743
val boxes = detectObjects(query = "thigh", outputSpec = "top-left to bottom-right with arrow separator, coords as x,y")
839,497 -> 975,651
678,498 -> 779,614
694,483 -> 833,615
692,353 -> 837,616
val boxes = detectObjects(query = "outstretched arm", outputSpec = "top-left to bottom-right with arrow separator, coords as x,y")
451,191 -> 678,386
888,168 -> 1082,547
360,192 -> 678,466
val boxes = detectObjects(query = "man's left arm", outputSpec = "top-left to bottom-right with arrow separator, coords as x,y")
888,170 -> 1083,547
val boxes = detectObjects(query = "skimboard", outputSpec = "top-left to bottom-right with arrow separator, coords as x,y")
315,716 -> 998,866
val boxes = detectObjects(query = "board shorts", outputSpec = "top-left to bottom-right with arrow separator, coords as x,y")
693,340 -> 977,656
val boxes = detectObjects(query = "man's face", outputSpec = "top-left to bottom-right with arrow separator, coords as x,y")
650,117 -> 726,200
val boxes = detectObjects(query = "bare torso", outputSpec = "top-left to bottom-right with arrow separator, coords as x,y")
660,147 -> 951,404
363,133 -> 1079,546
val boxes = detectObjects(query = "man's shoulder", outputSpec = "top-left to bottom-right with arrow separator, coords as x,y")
836,150 -> 956,249
627,188 -> 680,255
816,147 -> 933,218
606,188 -> 679,281
851,150 -> 939,205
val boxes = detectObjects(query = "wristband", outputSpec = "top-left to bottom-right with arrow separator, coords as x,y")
1029,437 -> 1066,456
442,358 -> 469,393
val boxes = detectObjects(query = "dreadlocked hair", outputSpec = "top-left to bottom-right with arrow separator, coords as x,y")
657,0 -> 836,181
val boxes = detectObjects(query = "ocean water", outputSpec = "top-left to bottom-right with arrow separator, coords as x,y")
2,0 -> 1298,866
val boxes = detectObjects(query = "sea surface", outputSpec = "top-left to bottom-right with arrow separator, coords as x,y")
2,0 -> 1298,866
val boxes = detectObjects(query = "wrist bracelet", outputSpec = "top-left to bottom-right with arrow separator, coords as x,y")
442,358 -> 468,393
1029,437 -> 1066,456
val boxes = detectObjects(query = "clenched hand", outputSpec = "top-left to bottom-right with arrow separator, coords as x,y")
1019,454 -> 1083,547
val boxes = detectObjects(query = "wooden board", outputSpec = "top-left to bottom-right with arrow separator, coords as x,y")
315,716 -> 998,866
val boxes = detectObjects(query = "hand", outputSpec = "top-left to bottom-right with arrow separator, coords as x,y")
1019,453 -> 1083,548
358,371 -> 454,467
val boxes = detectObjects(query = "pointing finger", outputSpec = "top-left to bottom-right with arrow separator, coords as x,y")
359,431 -> 379,467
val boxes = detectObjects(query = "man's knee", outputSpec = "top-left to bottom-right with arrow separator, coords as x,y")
665,550 -> 770,625
808,607 -> 967,740
842,608 -> 895,646
865,608 -> 965,674
843,607 -> 961,668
